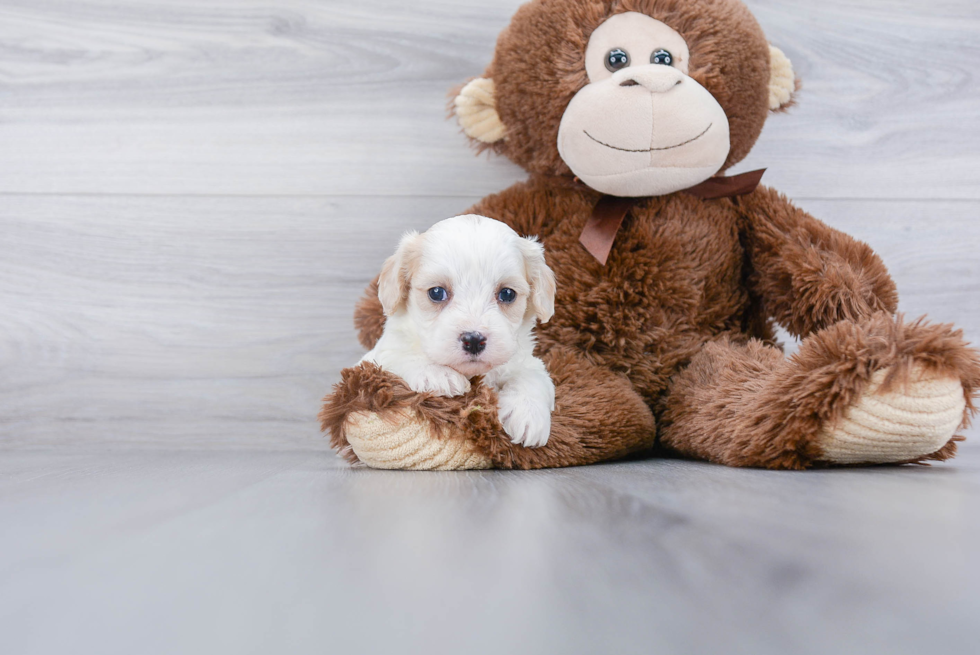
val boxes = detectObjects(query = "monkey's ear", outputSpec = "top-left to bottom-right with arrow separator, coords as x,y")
768,46 -> 798,112
453,77 -> 507,144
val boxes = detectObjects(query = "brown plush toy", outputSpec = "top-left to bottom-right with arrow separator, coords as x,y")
321,0 -> 980,470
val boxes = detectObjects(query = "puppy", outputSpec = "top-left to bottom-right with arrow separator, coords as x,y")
360,214 -> 557,447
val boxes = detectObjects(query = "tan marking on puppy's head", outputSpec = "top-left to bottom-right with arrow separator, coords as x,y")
377,231 -> 424,316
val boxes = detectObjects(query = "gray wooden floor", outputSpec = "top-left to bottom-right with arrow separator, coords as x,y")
2,1 -> 979,653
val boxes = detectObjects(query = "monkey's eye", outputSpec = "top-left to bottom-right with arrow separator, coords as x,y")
497,288 -> 517,303
650,49 -> 673,66
427,287 -> 448,302
604,48 -> 630,72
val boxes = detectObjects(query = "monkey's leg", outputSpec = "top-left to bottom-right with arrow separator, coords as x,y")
472,346 -> 658,469
320,346 -> 657,470
658,314 -> 980,469
320,362 -> 495,470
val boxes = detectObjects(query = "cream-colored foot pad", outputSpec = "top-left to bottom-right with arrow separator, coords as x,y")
818,364 -> 965,464
344,411 -> 493,470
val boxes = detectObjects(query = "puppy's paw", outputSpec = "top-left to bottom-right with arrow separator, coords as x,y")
498,389 -> 552,448
405,365 -> 471,397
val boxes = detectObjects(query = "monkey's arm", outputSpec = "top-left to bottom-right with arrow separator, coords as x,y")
736,186 -> 898,339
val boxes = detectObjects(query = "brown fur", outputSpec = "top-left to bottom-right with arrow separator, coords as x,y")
325,0 -> 980,469
320,350 -> 658,470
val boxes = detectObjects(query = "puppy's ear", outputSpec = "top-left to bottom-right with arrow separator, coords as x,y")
377,231 -> 422,316
518,236 -> 556,323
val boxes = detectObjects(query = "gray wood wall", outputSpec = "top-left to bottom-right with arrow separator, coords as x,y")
2,0 -> 979,448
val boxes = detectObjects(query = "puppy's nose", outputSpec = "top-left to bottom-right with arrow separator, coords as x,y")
460,332 -> 487,355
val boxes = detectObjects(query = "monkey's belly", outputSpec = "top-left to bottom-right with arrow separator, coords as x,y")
533,195 -> 747,392
540,270 -> 742,399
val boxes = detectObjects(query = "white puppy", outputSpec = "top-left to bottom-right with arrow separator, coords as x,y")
360,214 -> 557,448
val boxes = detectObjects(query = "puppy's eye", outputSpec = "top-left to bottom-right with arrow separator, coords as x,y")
604,48 -> 630,72
650,49 -> 673,66
427,287 -> 448,302
497,288 -> 517,303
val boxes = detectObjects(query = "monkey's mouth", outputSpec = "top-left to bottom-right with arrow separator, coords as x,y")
583,123 -> 712,153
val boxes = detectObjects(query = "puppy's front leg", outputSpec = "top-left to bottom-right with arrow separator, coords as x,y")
490,356 -> 555,448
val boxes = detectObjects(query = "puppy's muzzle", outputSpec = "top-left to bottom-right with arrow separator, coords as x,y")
460,332 -> 487,355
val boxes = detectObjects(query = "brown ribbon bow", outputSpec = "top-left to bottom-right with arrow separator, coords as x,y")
579,169 -> 766,265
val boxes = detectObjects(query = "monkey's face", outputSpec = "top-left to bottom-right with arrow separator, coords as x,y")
452,0 -> 795,196
557,12 -> 731,197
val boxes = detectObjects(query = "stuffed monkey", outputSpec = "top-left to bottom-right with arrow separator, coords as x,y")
321,0 -> 980,470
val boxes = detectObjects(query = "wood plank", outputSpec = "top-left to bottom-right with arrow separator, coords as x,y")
0,0 -> 978,198
0,194 -> 473,447
1,195 -> 977,447
1,446 -> 979,654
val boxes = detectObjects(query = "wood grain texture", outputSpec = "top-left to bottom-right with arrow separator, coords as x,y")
0,194 -> 469,448
1,0 -> 980,652
0,0 -> 979,198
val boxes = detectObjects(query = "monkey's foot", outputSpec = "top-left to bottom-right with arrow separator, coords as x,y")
320,361 -> 497,470
343,410 -> 492,470
817,363 -> 966,465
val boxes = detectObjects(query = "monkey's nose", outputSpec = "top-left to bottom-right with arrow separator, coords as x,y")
615,65 -> 685,93
460,332 -> 487,355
